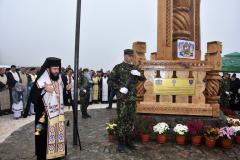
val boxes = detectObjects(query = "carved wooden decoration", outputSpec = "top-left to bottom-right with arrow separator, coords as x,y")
157,0 -> 173,60
132,42 -> 147,102
157,0 -> 201,60
136,61 -> 217,117
172,0 -> 192,41
133,0 -> 222,117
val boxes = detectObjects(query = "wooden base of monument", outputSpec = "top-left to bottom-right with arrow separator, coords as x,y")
136,58 -> 222,118
137,102 -> 220,117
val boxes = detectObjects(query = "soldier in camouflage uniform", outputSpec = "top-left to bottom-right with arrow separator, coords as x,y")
79,68 -> 91,119
108,49 -> 145,152
219,73 -> 231,108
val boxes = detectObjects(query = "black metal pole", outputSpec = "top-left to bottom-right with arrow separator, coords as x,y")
73,0 -> 82,145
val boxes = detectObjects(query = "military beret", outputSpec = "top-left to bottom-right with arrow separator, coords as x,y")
124,49 -> 134,55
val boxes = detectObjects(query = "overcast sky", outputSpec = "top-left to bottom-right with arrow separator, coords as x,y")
0,0 -> 239,71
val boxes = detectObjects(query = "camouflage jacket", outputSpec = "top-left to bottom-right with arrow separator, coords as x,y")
108,62 -> 145,101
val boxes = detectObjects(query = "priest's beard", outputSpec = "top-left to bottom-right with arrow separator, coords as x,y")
49,72 -> 59,81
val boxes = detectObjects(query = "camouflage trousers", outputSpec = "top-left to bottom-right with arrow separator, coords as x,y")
117,100 -> 136,138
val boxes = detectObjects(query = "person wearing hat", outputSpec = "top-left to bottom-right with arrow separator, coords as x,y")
79,68 -> 92,118
27,57 -> 66,160
108,49 -> 145,152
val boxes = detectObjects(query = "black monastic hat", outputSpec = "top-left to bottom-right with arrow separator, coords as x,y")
35,57 -> 61,80
42,57 -> 61,68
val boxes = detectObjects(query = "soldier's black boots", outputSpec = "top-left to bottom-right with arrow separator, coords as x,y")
125,136 -> 136,150
117,138 -> 126,153
82,114 -> 88,119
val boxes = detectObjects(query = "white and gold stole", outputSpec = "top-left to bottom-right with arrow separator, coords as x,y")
36,70 -> 65,160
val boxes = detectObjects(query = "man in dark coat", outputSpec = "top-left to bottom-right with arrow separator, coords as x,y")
78,68 -> 91,119
7,65 -> 21,106
230,73 -> 240,110
28,57 -> 66,160
62,68 -> 74,108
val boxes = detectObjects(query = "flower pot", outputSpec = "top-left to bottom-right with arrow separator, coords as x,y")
235,136 -> 240,144
221,138 -> 233,149
157,134 -> 167,144
191,135 -> 202,145
205,137 -> 216,148
108,134 -> 114,142
141,134 -> 150,144
176,135 -> 186,145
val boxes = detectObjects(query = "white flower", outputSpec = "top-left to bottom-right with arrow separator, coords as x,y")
173,124 -> 188,135
153,122 -> 170,135
232,126 -> 240,133
227,118 -> 240,124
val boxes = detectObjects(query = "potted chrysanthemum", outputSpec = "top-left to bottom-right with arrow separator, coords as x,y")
227,118 -> 240,127
232,126 -> 240,144
186,120 -> 204,145
106,120 -> 117,142
204,126 -> 220,148
219,126 -> 235,149
173,124 -> 188,145
153,122 -> 170,144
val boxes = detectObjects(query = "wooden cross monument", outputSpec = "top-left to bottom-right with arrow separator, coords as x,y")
132,0 -> 222,117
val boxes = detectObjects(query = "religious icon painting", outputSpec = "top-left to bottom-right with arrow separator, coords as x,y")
177,40 -> 195,59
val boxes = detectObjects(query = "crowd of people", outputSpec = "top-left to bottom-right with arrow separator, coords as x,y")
1,64 -> 240,119
0,65 -> 116,119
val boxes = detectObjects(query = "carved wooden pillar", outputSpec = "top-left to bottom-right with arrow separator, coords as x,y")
205,41 -> 222,117
157,0 -> 201,60
133,42 -> 146,66
156,0 -> 173,60
132,42 -> 146,102
172,0 -> 192,41
172,0 -> 192,60
193,0 -> 201,60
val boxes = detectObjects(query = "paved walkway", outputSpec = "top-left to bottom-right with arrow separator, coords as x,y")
0,104 -> 115,143
0,106 -> 240,160
0,114 -> 34,143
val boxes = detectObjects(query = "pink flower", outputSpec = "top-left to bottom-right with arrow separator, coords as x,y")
219,127 -> 235,140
